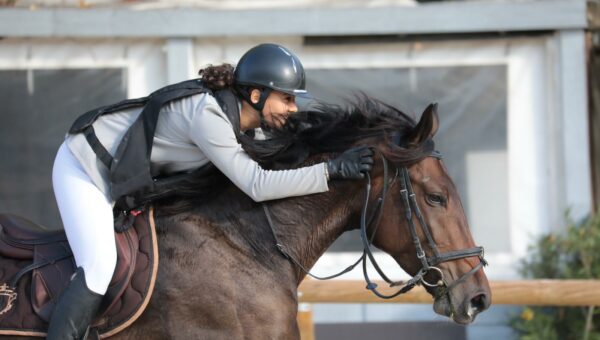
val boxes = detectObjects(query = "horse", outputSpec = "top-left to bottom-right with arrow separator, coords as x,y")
2,98 -> 490,339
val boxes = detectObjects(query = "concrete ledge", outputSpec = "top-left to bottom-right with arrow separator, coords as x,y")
0,0 -> 589,38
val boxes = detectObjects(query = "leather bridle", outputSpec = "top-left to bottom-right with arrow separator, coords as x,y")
263,146 -> 487,299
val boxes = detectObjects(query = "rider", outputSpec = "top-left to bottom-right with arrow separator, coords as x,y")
48,43 -> 374,339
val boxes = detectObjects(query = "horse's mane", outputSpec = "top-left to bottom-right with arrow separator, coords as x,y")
154,95 -> 433,213
239,95 -> 430,169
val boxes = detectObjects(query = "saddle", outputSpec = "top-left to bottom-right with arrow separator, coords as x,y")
0,207 -> 159,338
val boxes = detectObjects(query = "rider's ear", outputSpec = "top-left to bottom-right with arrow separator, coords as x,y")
406,103 -> 439,145
250,89 -> 261,104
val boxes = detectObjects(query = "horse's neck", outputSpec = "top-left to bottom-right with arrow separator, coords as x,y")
166,182 -> 363,287
269,183 -> 363,284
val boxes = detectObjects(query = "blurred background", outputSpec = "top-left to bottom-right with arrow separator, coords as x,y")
0,0 -> 598,339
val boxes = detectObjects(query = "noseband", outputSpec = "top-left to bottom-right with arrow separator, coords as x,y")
263,148 -> 487,299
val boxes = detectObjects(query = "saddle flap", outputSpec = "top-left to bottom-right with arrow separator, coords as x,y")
29,227 -> 139,324
31,243 -> 75,322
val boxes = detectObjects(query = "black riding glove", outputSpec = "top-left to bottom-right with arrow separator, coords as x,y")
326,146 -> 374,180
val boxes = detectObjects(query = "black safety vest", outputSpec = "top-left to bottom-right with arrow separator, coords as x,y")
68,79 -> 240,213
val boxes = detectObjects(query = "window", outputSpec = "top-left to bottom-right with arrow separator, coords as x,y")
306,66 -> 509,253
0,68 -> 127,228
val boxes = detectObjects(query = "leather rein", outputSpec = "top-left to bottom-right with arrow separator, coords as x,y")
263,149 -> 487,299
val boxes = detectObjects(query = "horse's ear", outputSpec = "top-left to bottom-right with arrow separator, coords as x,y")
406,103 -> 439,145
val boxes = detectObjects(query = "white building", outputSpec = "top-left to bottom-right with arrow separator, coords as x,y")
0,0 -> 597,339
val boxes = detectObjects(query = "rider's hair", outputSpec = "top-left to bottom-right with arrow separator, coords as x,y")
198,64 -> 235,90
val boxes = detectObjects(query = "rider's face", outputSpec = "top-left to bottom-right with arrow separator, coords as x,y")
260,91 -> 298,129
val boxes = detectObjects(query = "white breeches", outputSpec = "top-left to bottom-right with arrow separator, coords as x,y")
52,143 -> 116,295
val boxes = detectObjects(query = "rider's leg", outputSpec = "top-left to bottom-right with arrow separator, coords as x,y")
47,143 -> 117,339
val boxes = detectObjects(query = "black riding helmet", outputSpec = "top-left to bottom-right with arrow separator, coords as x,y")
234,43 -> 311,112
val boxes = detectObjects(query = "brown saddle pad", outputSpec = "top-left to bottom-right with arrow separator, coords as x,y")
0,207 -> 159,338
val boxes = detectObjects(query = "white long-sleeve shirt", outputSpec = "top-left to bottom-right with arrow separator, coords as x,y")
65,92 -> 329,202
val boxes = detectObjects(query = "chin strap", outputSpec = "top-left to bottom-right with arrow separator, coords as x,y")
235,86 -> 272,115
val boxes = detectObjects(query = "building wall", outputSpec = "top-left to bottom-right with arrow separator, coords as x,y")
589,32 -> 600,211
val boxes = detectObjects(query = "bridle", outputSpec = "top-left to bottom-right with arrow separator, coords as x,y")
363,152 -> 487,298
263,146 -> 487,299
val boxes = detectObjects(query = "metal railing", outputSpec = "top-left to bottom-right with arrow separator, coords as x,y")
296,279 -> 600,340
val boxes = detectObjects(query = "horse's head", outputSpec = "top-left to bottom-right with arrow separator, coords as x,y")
235,98 -> 491,323
366,103 -> 491,324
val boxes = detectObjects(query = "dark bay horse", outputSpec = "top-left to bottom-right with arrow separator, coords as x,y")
3,98 -> 491,339
108,99 -> 491,339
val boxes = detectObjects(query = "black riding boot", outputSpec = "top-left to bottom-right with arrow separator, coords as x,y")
46,267 -> 103,340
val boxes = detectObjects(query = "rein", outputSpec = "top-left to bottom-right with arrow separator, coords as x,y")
263,150 -> 487,299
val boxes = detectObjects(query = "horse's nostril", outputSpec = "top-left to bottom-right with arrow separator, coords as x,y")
470,293 -> 488,312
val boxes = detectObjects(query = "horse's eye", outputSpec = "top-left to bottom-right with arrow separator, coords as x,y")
426,193 -> 446,207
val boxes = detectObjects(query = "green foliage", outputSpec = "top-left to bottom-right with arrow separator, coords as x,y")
510,213 -> 600,340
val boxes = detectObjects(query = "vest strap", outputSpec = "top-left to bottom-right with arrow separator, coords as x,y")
82,126 -> 113,169
68,79 -> 241,212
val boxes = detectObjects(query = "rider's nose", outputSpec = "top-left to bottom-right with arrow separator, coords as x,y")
288,102 -> 298,113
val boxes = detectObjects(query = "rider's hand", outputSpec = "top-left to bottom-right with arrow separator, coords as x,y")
326,146 -> 374,180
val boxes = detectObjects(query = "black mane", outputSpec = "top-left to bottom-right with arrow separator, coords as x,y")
241,96 -> 431,168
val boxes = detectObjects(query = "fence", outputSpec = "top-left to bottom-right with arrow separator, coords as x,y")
296,279 -> 600,340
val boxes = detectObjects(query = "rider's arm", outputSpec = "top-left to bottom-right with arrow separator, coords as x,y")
189,100 -> 329,202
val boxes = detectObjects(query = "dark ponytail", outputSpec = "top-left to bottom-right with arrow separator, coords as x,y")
198,63 -> 235,90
